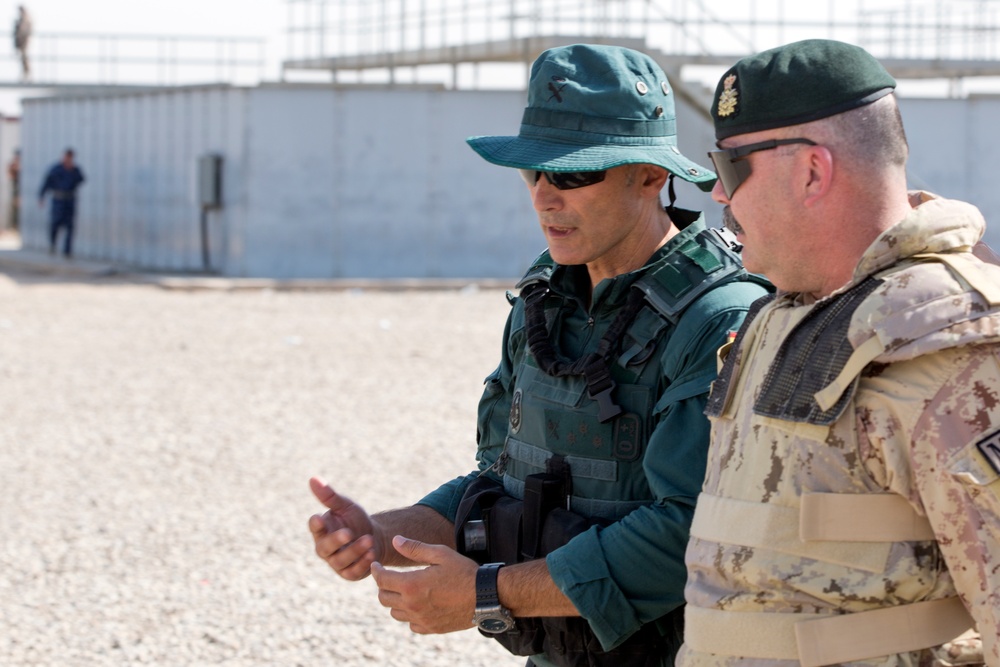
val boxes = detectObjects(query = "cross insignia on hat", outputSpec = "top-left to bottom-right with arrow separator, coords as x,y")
717,74 -> 739,117
548,77 -> 568,103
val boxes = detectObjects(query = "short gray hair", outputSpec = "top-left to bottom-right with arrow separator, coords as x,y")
804,94 -> 909,171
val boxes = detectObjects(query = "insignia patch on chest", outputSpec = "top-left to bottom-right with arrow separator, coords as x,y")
510,388 -> 523,434
977,430 -> 1000,474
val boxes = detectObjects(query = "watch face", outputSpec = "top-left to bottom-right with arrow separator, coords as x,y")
478,616 -> 513,634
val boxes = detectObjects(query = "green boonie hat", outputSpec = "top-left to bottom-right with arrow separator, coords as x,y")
712,39 -> 897,140
467,44 -> 716,192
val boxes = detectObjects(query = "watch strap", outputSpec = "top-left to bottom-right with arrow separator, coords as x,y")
475,562 -> 503,608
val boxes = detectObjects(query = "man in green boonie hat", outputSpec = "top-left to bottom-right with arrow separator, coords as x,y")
680,38 -> 999,665
308,43 -> 767,667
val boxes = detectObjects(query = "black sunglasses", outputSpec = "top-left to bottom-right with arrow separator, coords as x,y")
707,138 -> 817,198
519,169 -> 607,190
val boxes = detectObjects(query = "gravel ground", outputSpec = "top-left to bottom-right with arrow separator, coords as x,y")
0,262 -> 525,666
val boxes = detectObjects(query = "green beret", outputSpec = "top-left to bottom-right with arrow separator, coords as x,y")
711,39 -> 896,140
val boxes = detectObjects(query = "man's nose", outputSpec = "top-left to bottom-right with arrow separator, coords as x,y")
710,178 -> 730,205
530,176 -> 564,211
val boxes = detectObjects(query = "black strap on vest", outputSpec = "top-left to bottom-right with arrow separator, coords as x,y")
523,283 -> 647,423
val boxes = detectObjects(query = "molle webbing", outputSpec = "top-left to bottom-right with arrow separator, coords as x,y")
688,491 -> 974,663
503,475 -> 647,521
501,438 -> 646,521
684,597 -> 973,667
691,493 -> 891,573
523,284 -> 646,423
521,227 -> 753,423
799,493 -> 935,542
754,277 -> 882,425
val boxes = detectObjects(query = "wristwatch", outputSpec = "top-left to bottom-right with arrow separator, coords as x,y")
472,562 -> 515,634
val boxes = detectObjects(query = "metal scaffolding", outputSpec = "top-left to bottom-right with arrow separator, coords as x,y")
281,0 -> 1000,87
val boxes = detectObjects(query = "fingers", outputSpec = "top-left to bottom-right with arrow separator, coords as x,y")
371,562 -> 416,625
313,527 -> 377,581
371,554 -> 474,635
309,476 -> 355,514
307,513 -> 326,538
373,569 -> 426,632
371,559 -> 402,596
391,535 -> 447,565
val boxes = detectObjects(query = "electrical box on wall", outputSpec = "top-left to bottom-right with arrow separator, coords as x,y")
198,153 -> 223,209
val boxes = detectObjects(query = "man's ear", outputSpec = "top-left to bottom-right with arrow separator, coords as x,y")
803,146 -> 834,207
639,164 -> 669,196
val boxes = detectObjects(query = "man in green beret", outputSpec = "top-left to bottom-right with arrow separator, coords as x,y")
308,43 -> 769,666
679,38 -> 999,665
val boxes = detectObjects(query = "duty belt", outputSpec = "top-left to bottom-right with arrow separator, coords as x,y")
51,190 -> 76,200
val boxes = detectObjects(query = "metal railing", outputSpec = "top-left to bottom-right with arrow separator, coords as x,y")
4,32 -> 266,87
283,0 -> 1000,74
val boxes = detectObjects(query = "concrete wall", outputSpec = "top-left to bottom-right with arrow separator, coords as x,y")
899,96 -> 1000,250
238,86 -> 541,278
20,84 -> 543,278
21,87 -> 246,271
17,86 -> 1000,277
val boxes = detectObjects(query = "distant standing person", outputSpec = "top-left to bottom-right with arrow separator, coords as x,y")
13,5 -> 31,81
7,148 -> 20,231
39,149 -> 85,257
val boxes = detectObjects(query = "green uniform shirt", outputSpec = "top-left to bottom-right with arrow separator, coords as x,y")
420,213 -> 768,658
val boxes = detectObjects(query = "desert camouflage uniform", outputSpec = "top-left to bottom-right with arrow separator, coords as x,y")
677,192 -> 1000,667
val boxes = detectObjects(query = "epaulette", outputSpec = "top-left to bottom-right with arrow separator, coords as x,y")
515,249 -> 556,290
635,227 -> 768,323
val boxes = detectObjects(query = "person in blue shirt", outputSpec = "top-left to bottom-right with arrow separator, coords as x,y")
38,148 -> 85,257
308,44 -> 770,667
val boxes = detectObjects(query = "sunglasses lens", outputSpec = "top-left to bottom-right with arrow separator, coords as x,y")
707,151 -> 752,198
545,170 -> 607,190
519,169 -> 607,190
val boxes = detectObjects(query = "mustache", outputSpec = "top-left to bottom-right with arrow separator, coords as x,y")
722,206 -> 743,236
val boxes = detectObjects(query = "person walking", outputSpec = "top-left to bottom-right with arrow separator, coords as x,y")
39,148 -> 85,257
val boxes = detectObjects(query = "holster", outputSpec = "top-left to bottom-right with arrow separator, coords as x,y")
455,472 -> 680,666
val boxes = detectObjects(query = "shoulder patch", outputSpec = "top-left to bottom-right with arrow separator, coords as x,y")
977,430 -> 1000,474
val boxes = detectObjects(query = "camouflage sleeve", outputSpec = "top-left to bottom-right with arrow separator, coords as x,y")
863,344 -> 1000,663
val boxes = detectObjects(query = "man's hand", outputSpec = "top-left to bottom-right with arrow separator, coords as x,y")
308,476 -> 381,581
371,535 -> 478,634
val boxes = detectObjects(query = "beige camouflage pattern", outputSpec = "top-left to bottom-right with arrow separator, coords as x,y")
935,630 -> 985,666
679,193 -> 1000,667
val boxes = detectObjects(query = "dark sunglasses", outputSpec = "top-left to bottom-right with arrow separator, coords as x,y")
707,138 -> 817,198
519,169 -> 607,190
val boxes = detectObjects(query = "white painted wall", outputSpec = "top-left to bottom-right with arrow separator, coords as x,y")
238,86 -> 541,278
899,96 -> 1000,251
20,87 -> 246,270
19,84 -> 544,278
16,86 -> 1000,277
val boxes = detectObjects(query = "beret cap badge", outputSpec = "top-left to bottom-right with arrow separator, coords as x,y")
717,74 -> 739,117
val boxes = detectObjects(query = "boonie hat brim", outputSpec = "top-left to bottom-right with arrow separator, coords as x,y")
467,134 -> 717,192
466,44 -> 717,193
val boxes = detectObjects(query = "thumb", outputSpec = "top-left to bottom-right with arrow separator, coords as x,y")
391,535 -> 447,565
309,476 -> 354,513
